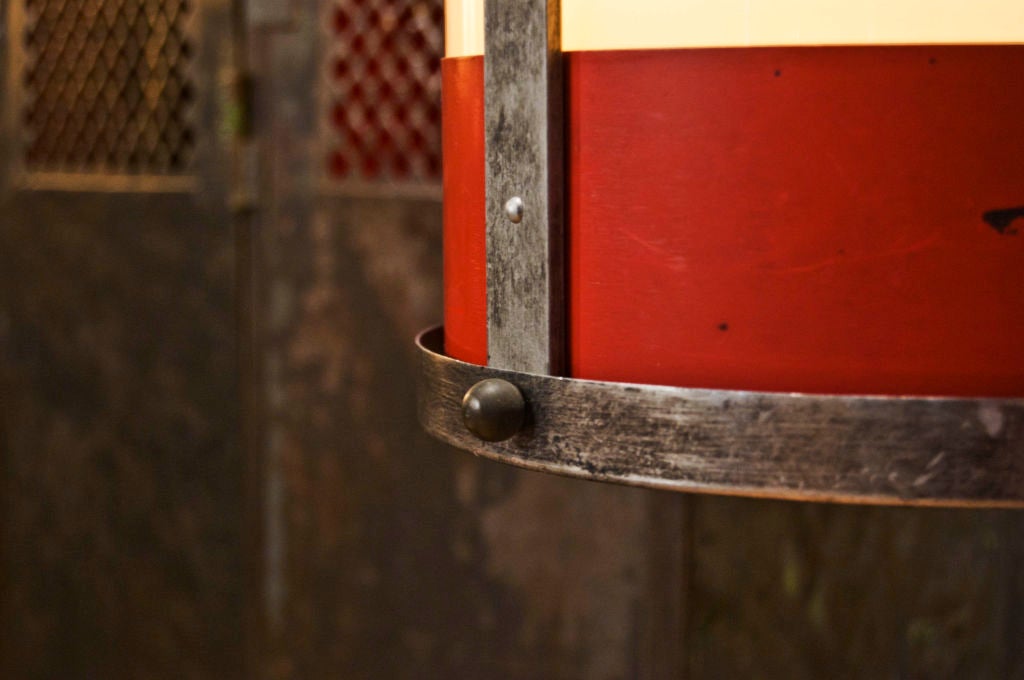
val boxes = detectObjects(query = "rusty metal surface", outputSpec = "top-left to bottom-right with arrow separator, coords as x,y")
0,194 -> 243,678
247,180 -> 680,677
245,0 -> 685,672
0,0 -> 244,674
688,496 -> 1024,678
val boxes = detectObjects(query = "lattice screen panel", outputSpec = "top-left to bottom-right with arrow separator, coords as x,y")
21,0 -> 195,174
326,0 -> 443,184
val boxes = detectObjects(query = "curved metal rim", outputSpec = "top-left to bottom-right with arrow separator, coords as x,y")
417,326 -> 1024,507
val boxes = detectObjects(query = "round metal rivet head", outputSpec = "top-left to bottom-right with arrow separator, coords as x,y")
504,196 -> 524,224
462,378 -> 526,442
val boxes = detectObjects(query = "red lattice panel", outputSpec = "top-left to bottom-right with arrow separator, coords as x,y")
327,0 -> 443,183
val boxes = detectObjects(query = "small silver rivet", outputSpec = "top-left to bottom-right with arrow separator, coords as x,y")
504,196 -> 524,224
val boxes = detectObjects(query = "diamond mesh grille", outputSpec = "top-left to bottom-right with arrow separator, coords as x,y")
21,0 -> 196,174
326,0 -> 442,184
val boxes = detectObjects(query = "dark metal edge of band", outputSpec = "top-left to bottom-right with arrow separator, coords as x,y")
417,325 -> 1024,508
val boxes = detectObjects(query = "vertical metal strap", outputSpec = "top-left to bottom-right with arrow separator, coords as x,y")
484,0 -> 565,375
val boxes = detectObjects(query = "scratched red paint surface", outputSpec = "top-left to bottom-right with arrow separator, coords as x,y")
443,46 -> 1024,397
442,57 -> 488,366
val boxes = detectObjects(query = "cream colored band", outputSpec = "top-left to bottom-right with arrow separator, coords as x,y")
445,0 -> 1024,57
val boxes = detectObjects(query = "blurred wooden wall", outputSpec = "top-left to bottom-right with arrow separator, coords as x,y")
1,0 -> 1023,677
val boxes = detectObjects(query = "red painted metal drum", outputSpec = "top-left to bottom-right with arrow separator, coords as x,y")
443,46 -> 1024,397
